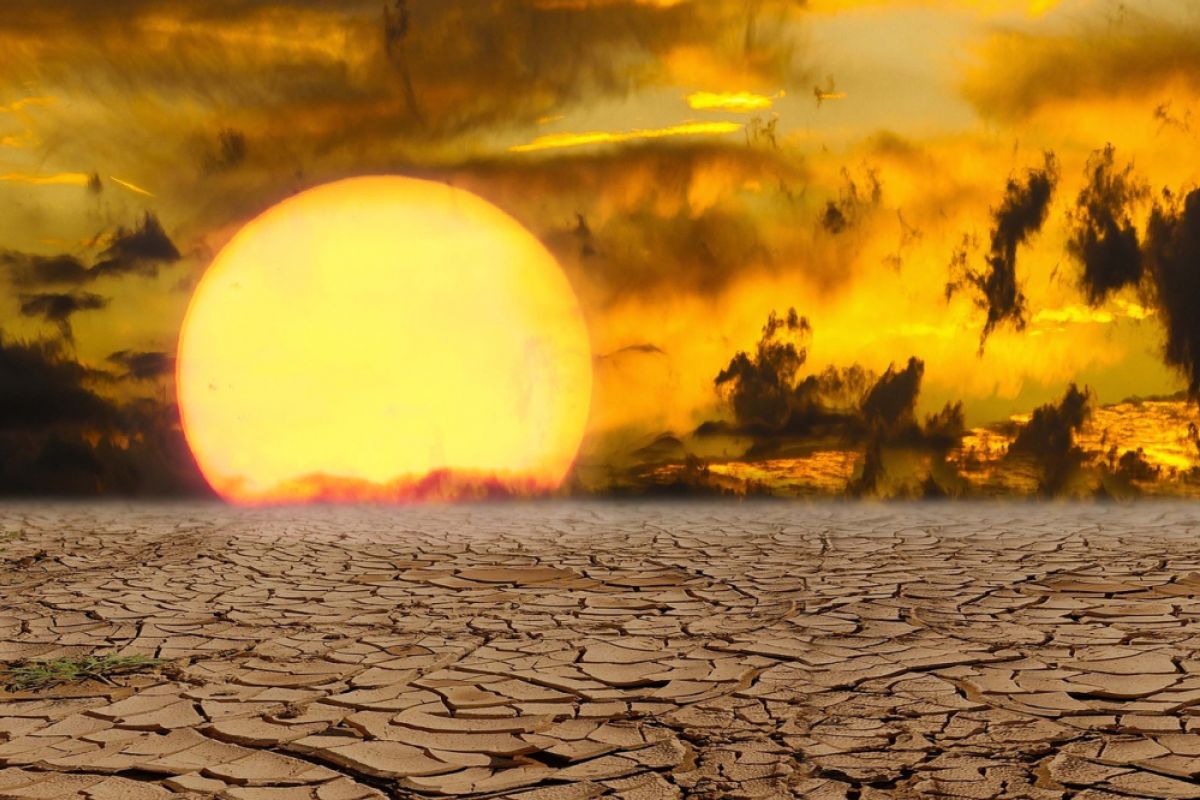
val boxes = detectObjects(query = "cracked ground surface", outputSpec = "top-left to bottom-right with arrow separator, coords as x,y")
2,503 -> 1200,799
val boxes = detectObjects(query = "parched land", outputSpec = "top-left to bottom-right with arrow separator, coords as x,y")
2,502 -> 1200,799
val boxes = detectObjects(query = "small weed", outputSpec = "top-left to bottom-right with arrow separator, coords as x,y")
4,653 -> 163,692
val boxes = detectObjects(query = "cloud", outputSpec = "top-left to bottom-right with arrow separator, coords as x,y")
1103,447 -> 1160,491
201,128 -> 248,173
948,152 -> 1058,347
510,121 -> 744,153
963,12 -> 1200,121
861,356 -> 922,435
590,207 -> 772,302
686,90 -> 780,113
445,141 -> 811,305
700,310 -> 967,496
849,358 -> 967,497
0,336 -> 116,432
108,350 -> 175,381
18,291 -> 109,342
4,213 -> 181,288
93,214 -> 182,278
1144,188 -> 1200,397
714,307 -> 812,431
1006,383 -> 1092,496
0,0 -> 810,164
1068,144 -> 1148,305
0,172 -> 92,187
1,253 -> 90,286
0,333 -> 206,496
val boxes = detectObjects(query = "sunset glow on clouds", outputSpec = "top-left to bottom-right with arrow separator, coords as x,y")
1,0 -> 1198,498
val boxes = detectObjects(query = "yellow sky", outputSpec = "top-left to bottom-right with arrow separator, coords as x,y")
0,0 -> 1196,465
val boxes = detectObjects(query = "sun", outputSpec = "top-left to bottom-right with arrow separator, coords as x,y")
176,176 -> 592,504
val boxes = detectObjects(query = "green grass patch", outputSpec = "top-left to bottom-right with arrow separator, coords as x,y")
4,653 -> 163,692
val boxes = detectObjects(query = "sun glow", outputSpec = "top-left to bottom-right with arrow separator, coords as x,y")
177,176 -> 593,505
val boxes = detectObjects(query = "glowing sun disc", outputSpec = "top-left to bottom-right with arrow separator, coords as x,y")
176,176 -> 592,504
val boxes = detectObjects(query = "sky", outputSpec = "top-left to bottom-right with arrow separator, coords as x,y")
2,0 -> 1200,498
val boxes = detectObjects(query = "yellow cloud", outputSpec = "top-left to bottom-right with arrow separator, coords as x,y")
686,91 -> 781,113
0,95 -> 57,149
0,171 -> 90,186
509,121 -> 743,153
0,96 -> 56,114
1033,301 -> 1156,326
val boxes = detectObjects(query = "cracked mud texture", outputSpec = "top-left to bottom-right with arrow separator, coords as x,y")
2,502 -> 1200,799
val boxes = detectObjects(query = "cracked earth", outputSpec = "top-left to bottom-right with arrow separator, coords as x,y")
2,503 -> 1200,799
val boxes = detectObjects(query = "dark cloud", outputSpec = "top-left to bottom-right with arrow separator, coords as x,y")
861,357 -> 922,435
793,364 -> 874,418
18,291 -> 109,342
93,214 -> 182,278
1144,188 -> 1200,397
0,334 -> 207,496
202,128 -> 248,172
706,312 -> 954,448
589,308 -> 977,498
596,209 -> 770,302
1108,447 -> 1159,484
1007,383 -> 1092,496
922,402 -> 966,453
381,0 -> 808,137
0,336 -> 114,432
948,153 -> 1058,347
2,0 -> 810,160
700,311 -> 967,495
4,213 -> 181,288
964,13 -> 1200,121
1069,144 -> 1148,305
849,359 -> 966,498
108,350 -> 175,382
2,253 -> 90,287
714,308 -> 811,432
